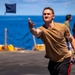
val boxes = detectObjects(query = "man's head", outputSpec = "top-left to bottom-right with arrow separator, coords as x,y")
42,7 -> 55,23
66,14 -> 72,22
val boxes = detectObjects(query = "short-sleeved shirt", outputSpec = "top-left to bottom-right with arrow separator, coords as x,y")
64,21 -> 72,50
64,21 -> 70,29
38,22 -> 70,62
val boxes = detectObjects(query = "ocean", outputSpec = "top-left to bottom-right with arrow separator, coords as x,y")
0,15 -> 75,50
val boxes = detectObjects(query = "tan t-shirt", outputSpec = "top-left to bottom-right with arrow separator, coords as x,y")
38,22 -> 71,62
64,21 -> 70,29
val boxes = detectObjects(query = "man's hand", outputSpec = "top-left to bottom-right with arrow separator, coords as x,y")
28,18 -> 35,30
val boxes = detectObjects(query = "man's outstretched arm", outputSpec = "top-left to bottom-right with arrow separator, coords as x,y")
28,18 -> 42,37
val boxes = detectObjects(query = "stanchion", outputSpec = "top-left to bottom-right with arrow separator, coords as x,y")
4,28 -> 7,51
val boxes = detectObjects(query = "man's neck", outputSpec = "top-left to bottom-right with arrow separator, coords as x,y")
66,20 -> 70,23
45,20 -> 55,29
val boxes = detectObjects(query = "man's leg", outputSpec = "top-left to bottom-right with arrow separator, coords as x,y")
48,57 -> 71,75
59,57 -> 71,75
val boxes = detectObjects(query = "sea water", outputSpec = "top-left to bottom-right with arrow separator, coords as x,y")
0,15 -> 75,50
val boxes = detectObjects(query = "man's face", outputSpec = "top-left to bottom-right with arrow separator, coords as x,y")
42,9 -> 54,23
70,17 -> 72,21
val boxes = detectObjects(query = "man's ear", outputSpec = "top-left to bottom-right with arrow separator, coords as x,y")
53,15 -> 55,19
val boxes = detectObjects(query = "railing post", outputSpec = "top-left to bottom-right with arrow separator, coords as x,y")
4,28 -> 7,50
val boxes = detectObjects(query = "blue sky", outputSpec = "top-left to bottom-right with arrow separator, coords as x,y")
0,0 -> 75,15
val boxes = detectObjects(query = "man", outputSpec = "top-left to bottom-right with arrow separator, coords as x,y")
64,14 -> 75,64
28,7 -> 75,75
64,14 -> 72,30
64,14 -> 72,50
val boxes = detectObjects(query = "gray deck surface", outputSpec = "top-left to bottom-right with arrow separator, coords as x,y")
0,50 -> 75,75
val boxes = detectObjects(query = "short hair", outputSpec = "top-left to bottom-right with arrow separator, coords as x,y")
66,14 -> 72,20
42,7 -> 54,14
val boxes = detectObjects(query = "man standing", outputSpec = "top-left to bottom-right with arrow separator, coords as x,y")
64,14 -> 72,50
64,14 -> 75,64
64,14 -> 72,30
28,7 -> 75,75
